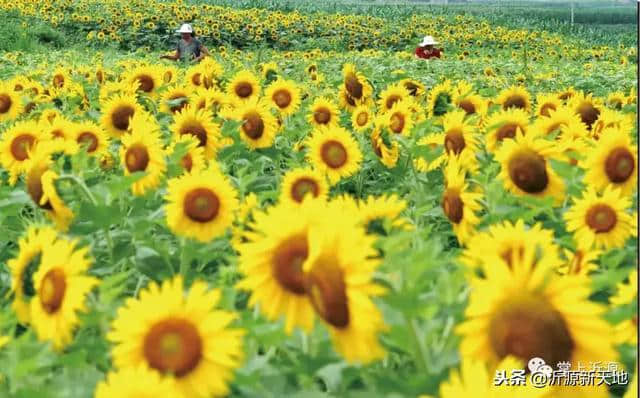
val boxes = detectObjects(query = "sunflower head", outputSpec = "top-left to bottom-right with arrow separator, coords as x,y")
265,79 -> 301,116
496,85 -> 531,112
226,70 -> 261,104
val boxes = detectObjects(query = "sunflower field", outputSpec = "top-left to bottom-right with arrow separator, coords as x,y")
0,0 -> 637,397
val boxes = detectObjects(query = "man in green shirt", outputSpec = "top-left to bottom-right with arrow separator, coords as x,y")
160,23 -> 210,63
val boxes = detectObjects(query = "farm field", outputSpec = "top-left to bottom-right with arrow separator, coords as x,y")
0,0 -> 637,397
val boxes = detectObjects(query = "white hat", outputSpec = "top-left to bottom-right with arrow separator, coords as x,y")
419,35 -> 438,46
176,23 -> 193,34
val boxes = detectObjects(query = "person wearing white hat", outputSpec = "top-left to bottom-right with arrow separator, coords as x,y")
160,23 -> 210,63
414,35 -> 443,60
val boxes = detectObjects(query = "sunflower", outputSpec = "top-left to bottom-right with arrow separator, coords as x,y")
236,201 -> 319,333
42,116 -> 76,150
439,357 -> 547,398
95,366 -> 185,398
127,65 -> 162,96
400,78 -> 425,97
280,168 -> 328,206
441,157 -> 482,244
30,238 -> 98,350
170,106 -> 221,159
496,85 -> 531,112
557,247 -> 601,276
355,194 -> 410,231
591,108 -> 635,140
606,91 -> 627,110
50,67 -> 71,91
302,207 -> 387,364
71,121 -> 109,157
377,84 -> 409,113
165,168 -> 239,243
370,126 -> 400,169
108,276 -> 244,398
530,105 -> 587,140
7,225 -> 59,324
483,108 -> 530,152
427,80 -> 454,118
569,92 -> 602,131
160,85 -> 193,115
534,92 -> 562,118
416,110 -> 479,173
382,100 -> 415,137
265,78 -> 301,116
120,119 -> 166,196
351,105 -> 374,132
306,126 -> 363,185
454,93 -> 487,120
100,93 -> 142,137
226,70 -> 260,104
307,97 -> 340,128
460,219 -> 562,274
166,135 -> 206,175
495,132 -> 565,203
160,65 -> 181,85
564,186 -> 635,250
342,63 -> 373,104
25,147 -> 74,231
0,82 -> 23,122
583,128 -> 637,196
0,120 -> 46,185
232,99 -> 279,150
260,61 -> 279,80
456,244 -> 617,384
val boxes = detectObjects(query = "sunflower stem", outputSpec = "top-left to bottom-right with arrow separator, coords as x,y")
406,314 -> 429,374
179,238 -> 189,279
57,174 -> 97,205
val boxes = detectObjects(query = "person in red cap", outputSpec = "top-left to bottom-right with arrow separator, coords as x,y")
415,35 -> 443,60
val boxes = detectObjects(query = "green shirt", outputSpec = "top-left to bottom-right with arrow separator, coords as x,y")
176,38 -> 201,62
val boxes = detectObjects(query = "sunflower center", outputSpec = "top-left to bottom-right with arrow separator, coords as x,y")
77,132 -> 99,152
496,124 -> 518,142
306,255 -> 349,329
405,82 -> 419,96
179,122 -> 207,148
96,70 -> 105,84
10,134 -> 36,161
181,154 -> 193,172
53,74 -> 65,88
51,129 -> 65,139
0,94 -> 12,113
191,72 -> 201,86
242,112 -> 265,140
458,99 -> 476,115
577,103 -> 600,129
356,111 -> 369,126
39,268 -> 66,314
444,129 -> 466,155
489,294 -> 574,366
389,113 -> 405,134
385,95 -> 402,110
291,178 -> 319,203
320,140 -> 348,169
540,103 -> 556,117
163,71 -> 173,83
273,90 -> 292,109
26,168 -> 53,211
143,318 -> 202,378
585,204 -> 617,233
125,145 -> 150,172
442,189 -> 464,224
604,147 -> 634,183
183,188 -> 220,223
503,95 -> 526,110
345,73 -> 363,99
136,75 -> 155,93
272,234 -> 308,295
314,107 -> 331,124
169,95 -> 188,114
508,150 -> 549,194
235,82 -> 253,99
111,105 -> 135,131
